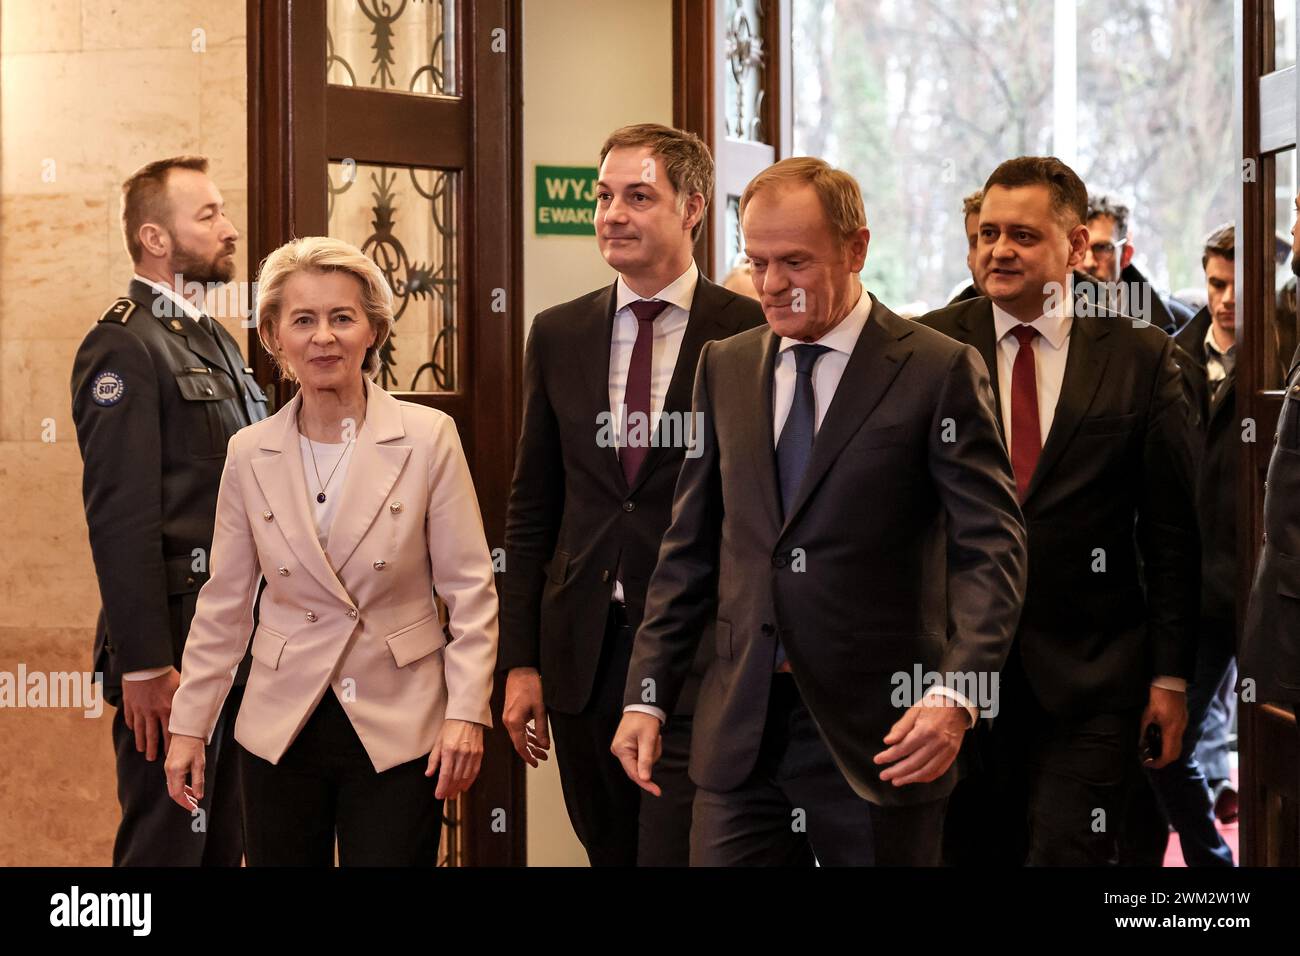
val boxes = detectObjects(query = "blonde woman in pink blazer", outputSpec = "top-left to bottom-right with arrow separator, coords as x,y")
164,236 -> 499,866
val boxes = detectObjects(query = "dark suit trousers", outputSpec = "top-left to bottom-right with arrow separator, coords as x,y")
238,688 -> 443,866
548,602 -> 694,866
987,658 -> 1141,866
111,684 -> 244,866
691,674 -> 946,866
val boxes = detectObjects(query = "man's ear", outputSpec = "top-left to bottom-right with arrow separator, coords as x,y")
682,192 -> 706,237
1121,242 -> 1135,270
138,222 -> 169,259
1066,222 -> 1090,269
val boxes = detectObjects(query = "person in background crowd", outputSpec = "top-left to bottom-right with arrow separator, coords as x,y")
1078,192 -> 1195,334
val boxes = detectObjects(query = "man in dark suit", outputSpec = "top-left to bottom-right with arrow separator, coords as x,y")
1240,192 -> 1300,861
1079,192 -> 1195,335
610,157 -> 1028,866
498,124 -> 764,866
920,156 -> 1199,866
71,155 -> 268,865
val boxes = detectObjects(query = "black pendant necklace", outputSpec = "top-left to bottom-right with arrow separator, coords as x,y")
302,413 -> 352,504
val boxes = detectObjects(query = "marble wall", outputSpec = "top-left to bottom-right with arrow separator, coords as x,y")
0,0 -> 249,865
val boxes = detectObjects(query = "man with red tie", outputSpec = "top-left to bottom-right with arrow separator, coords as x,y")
498,124 -> 764,865
919,156 -> 1199,865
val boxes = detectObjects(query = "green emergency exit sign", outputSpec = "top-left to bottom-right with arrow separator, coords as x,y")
535,165 -> 598,235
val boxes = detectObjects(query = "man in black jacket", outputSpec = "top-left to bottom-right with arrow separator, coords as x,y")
1136,223 -> 1238,866
71,156 -> 268,865
920,157 -> 1198,865
1080,192 -> 1195,334
498,124 -> 764,866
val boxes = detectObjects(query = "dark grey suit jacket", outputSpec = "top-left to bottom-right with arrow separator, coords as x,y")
1241,342 -> 1300,705
623,294 -> 1028,806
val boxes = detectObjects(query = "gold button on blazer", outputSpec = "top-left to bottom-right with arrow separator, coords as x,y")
169,377 -> 499,772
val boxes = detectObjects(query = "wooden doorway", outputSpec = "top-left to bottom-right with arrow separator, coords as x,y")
674,0 -> 792,278
246,0 -> 524,866
1236,0 -> 1298,867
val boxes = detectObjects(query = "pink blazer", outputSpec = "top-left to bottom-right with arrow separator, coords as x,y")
169,378 -> 498,772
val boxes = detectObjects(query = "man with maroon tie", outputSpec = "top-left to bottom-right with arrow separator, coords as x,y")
919,156 -> 1199,865
498,123 -> 764,865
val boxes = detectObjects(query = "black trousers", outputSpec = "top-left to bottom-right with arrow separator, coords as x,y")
548,602 -> 695,866
691,673 -> 946,866
985,660 -> 1141,866
111,683 -> 244,866
238,688 -> 443,866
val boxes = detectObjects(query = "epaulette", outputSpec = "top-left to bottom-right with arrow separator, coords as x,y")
99,298 -> 137,324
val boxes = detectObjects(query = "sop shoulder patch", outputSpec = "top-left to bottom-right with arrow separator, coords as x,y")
90,371 -> 126,406
99,298 -> 137,324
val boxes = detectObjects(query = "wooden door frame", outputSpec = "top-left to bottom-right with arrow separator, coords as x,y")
245,0 -> 526,866
673,0 -> 791,278
1236,0 -> 1298,867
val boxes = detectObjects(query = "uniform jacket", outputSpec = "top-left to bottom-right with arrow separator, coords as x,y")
71,279 -> 268,702
168,378 -> 499,772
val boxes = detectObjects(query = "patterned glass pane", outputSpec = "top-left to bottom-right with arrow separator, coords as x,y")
327,162 -> 459,393
726,195 -> 744,273
724,0 -> 767,143
327,0 -> 457,96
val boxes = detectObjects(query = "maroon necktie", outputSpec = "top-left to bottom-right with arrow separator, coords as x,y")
1008,324 -> 1041,501
620,299 -> 669,484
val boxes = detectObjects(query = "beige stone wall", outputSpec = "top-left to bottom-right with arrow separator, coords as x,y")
0,0 -> 248,865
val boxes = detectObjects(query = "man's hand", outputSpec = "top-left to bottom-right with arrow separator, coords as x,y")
611,711 -> 663,796
1141,685 -> 1187,769
503,667 -> 550,767
121,667 -> 180,761
874,696 -> 970,786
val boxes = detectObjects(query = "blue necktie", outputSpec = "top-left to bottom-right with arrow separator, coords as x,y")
772,343 -> 829,671
776,344 -> 830,516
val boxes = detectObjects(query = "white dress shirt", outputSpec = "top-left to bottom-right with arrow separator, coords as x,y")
122,276 -> 211,682
1204,322 -> 1236,391
607,260 -> 698,604
990,299 -> 1185,694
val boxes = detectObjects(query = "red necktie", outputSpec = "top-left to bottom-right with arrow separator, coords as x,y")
1008,324 -> 1041,501
620,299 -> 668,485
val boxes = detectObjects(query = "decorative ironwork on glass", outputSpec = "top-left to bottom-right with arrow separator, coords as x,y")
724,0 -> 767,143
326,0 -> 457,96
327,161 -> 459,393
726,195 -> 744,277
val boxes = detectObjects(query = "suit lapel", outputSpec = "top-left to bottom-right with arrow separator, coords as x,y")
779,297 -> 913,536
323,380 -> 413,572
131,279 -> 231,374
577,284 -> 628,492
627,277 -> 732,495
1021,312 -> 1112,506
744,327 -> 784,535
959,299 -> 1005,445
249,393 -> 355,607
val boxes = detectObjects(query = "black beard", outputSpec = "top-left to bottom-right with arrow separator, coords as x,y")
170,235 -> 236,286
1291,253 -> 1300,279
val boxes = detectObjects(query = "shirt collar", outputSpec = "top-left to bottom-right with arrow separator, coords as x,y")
1204,320 -> 1235,358
991,298 -> 1072,351
614,260 -> 699,315
133,273 -> 205,324
778,285 -> 873,357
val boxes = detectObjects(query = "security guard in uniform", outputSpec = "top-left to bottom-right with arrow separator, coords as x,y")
70,156 -> 268,866
1240,192 -> 1300,861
